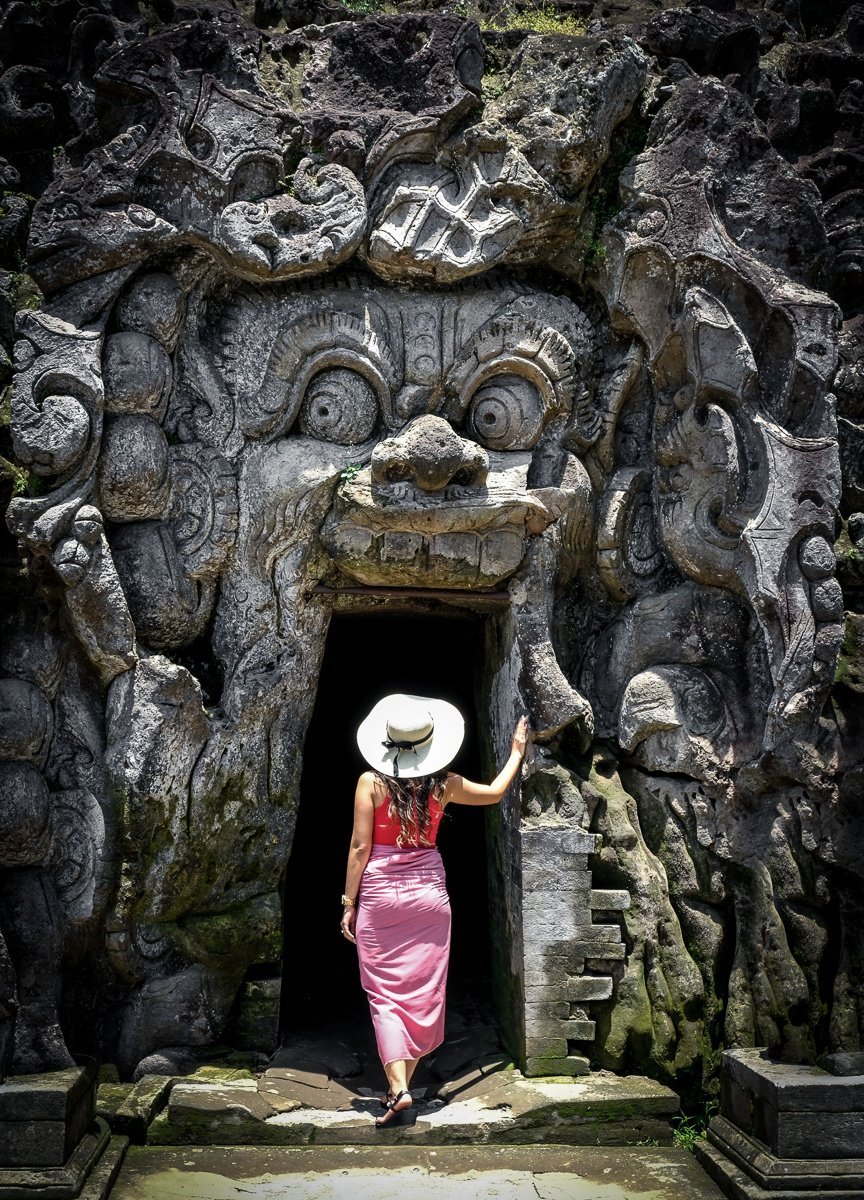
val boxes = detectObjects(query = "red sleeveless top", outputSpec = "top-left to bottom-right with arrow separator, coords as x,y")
372,795 -> 445,847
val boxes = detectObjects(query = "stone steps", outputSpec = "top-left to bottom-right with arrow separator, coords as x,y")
129,1062 -> 678,1148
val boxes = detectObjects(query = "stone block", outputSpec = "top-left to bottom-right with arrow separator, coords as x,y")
524,1056 -> 591,1077
525,1013 -> 568,1038
697,1114 -> 864,1197
0,1118 -> 123,1200
525,1000 -> 570,1020
723,1048 -> 864,1114
525,982 -> 567,1002
580,942 -> 627,960
720,1075 -> 755,1135
0,1068 -> 93,1122
168,1082 -> 275,1127
0,1067 -> 95,1169
570,924 -> 624,941
519,828 -> 600,856
828,1053 -> 864,1077
111,1074 -> 175,1144
524,1037 -> 567,1058
566,1019 -> 596,1041
0,1120 -> 72,1169
521,860 -> 592,892
566,976 -> 613,1001
96,1083 -> 134,1123
521,892 -> 592,930
589,889 -> 631,911
584,945 -> 626,962
524,1013 -> 596,1041
523,957 -> 586,986
772,1111 -> 864,1160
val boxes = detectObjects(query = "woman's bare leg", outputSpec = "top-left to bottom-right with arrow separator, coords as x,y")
377,1059 -> 414,1125
405,1057 -> 420,1087
384,1059 -> 409,1097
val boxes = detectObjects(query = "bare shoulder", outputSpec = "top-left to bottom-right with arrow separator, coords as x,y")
357,770 -> 386,803
441,772 -> 462,807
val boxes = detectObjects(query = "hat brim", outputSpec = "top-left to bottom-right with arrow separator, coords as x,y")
356,693 -> 465,779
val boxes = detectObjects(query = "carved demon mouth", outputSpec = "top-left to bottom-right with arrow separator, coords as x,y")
321,461 -> 553,589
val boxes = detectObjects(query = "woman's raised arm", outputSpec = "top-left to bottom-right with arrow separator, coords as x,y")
443,716 -> 528,807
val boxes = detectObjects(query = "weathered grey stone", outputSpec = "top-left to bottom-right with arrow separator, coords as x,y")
0,0 -> 860,1104
828,1052 -> 864,1077
0,680 -> 53,767
227,978 -> 281,1055
0,1066 -> 94,1168
97,416 -> 171,523
723,1048 -> 864,1115
102,334 -> 172,422
0,1118 -> 118,1199
110,1074 -> 175,1144
699,1113 -> 864,1198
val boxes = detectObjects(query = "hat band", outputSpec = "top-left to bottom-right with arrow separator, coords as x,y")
381,722 -> 434,778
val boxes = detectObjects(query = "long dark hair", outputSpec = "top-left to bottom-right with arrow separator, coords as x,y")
375,769 -> 449,848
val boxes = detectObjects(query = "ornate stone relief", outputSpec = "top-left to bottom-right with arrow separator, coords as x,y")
1,6 -> 858,1089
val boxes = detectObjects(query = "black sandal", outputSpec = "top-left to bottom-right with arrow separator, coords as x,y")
375,1089 -> 412,1128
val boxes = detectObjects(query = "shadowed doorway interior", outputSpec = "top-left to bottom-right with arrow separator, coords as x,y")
279,611 -> 491,1042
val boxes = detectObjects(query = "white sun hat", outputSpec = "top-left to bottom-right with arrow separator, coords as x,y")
357,693 -> 465,779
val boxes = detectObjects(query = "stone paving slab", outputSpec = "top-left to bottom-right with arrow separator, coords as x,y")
109,1143 -> 727,1200
151,1068 -> 678,1147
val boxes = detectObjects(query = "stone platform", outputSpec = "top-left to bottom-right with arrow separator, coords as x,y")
0,1067 -> 128,1200
694,1048 -> 864,1200
94,1056 -> 676,1147
110,1143 -> 726,1200
139,1058 -> 678,1148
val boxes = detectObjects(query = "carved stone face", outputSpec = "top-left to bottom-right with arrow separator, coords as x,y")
139,278 -> 600,687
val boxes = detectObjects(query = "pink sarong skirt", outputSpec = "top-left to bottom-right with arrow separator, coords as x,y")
356,845 -> 451,1066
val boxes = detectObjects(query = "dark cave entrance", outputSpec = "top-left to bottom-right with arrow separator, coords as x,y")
279,610 -> 493,1042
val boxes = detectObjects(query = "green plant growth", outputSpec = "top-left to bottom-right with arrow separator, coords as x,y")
5,271 -> 43,312
0,385 -> 41,497
478,2 -> 587,34
672,1103 -> 717,1152
582,103 -> 652,271
341,0 -> 384,13
340,461 -> 365,482
834,614 -> 860,687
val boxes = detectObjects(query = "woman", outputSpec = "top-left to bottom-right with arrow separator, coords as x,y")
340,693 -> 528,1128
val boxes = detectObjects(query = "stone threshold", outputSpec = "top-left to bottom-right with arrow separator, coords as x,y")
99,1058 -> 679,1148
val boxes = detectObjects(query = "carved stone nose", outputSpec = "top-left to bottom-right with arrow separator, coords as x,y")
371,415 -> 489,492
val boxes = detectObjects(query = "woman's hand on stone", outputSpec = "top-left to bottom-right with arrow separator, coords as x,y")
511,715 -> 529,758
340,906 -> 357,944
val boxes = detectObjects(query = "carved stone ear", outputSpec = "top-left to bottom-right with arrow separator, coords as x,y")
9,312 -> 103,498
618,665 -> 737,776
597,467 -> 664,602
249,311 -> 399,441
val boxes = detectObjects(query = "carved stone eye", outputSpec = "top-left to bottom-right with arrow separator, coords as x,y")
298,367 -> 378,445
467,374 -> 545,450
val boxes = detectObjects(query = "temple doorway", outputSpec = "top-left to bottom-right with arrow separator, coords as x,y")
279,610 -> 492,1041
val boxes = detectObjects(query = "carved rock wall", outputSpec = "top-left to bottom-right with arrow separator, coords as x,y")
0,0 -> 861,1094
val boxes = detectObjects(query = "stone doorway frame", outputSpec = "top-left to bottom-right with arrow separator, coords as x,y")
303,588 -> 629,1078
